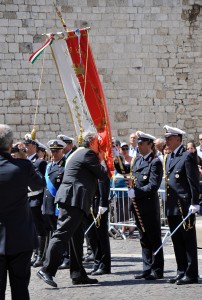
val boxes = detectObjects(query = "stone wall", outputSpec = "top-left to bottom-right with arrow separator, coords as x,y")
0,0 -> 202,144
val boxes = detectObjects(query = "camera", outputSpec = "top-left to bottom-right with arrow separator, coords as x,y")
11,146 -> 19,153
11,144 -> 27,154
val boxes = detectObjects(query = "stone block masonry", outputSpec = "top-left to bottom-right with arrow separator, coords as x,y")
0,0 -> 201,144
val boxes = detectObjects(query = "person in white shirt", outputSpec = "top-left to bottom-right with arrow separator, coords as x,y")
128,133 -> 139,157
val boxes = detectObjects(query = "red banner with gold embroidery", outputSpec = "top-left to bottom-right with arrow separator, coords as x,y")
65,28 -> 114,176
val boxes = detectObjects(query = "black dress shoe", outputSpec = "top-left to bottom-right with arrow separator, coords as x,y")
145,272 -> 163,280
176,276 -> 198,285
72,276 -> 98,285
168,274 -> 184,284
58,258 -> 70,270
134,273 -> 150,279
91,269 -> 111,276
37,269 -> 57,288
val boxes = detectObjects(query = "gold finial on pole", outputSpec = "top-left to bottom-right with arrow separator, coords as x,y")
30,126 -> 37,140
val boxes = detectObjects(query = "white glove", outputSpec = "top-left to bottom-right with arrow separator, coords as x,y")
128,188 -> 135,199
112,147 -> 120,157
189,204 -> 200,214
98,206 -> 108,215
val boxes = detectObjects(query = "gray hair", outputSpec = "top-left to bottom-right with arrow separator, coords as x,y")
82,131 -> 98,147
0,124 -> 13,151
154,138 -> 165,145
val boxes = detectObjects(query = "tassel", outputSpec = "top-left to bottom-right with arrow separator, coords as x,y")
78,128 -> 83,146
31,127 -> 36,140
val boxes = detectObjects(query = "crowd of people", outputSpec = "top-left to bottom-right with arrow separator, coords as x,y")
0,123 -> 202,299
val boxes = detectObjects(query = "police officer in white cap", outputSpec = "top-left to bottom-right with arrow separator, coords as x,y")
42,139 -> 66,229
37,142 -> 48,160
163,125 -> 200,285
114,130 -> 164,280
41,139 -> 70,269
23,134 -> 48,267
57,134 -> 75,159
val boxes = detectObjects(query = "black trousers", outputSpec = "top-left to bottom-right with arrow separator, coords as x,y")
167,215 -> 198,278
43,205 -> 86,279
134,212 -> 164,276
31,206 -> 47,237
0,251 -> 32,300
85,212 -> 111,272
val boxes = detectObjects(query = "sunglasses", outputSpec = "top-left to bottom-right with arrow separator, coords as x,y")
121,147 -> 129,150
51,149 -> 61,153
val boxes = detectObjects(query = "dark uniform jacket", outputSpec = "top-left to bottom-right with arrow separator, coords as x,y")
55,147 -> 108,215
65,149 -> 74,159
43,156 -> 66,215
115,152 -> 163,217
0,152 -> 46,255
28,154 -> 47,207
165,145 -> 199,216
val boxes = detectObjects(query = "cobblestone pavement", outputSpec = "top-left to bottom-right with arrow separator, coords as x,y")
5,229 -> 202,300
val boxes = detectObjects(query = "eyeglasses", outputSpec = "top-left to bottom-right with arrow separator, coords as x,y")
121,147 -> 129,151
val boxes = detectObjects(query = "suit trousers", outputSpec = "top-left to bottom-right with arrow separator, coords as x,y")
85,212 -> 111,272
134,212 -> 164,276
43,205 -> 86,279
0,251 -> 32,300
167,215 -> 198,278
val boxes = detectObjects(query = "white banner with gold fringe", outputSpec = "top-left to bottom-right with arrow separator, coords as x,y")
50,38 -> 96,136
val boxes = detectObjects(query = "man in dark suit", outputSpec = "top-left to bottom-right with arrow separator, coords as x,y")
37,131 -> 108,288
114,131 -> 164,280
163,125 -> 200,285
0,124 -> 45,300
23,134 -> 48,267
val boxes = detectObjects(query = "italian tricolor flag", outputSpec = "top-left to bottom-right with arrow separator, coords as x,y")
29,35 -> 54,64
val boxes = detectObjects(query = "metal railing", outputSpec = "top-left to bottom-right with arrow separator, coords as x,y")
108,187 -> 167,239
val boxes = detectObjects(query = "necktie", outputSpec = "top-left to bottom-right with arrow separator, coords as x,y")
169,152 -> 174,166
139,157 -> 144,165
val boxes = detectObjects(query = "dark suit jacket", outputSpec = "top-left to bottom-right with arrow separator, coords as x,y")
43,157 -> 66,215
165,146 -> 199,216
115,153 -> 163,217
0,152 -> 46,255
29,154 -> 47,207
55,147 -> 108,215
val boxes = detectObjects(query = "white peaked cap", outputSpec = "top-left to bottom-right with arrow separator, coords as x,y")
121,142 -> 128,147
57,134 -> 74,143
37,141 -> 47,150
136,130 -> 156,142
47,139 -> 66,149
163,125 -> 186,137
